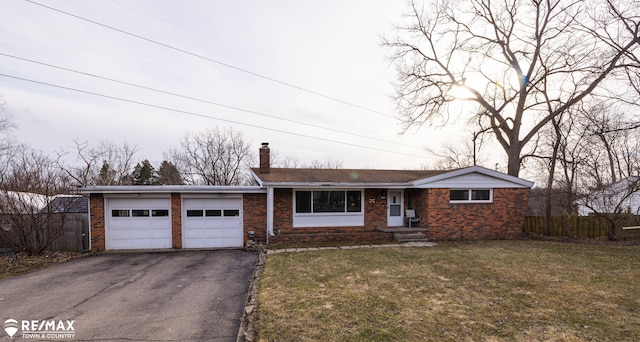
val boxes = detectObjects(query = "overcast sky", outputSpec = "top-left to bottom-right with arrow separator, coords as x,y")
1,0 -> 486,170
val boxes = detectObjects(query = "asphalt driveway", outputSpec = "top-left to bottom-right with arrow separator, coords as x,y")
0,250 -> 258,341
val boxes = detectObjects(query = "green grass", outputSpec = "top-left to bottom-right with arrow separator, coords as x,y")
256,240 -> 640,341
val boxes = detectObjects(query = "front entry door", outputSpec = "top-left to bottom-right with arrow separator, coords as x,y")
387,190 -> 403,227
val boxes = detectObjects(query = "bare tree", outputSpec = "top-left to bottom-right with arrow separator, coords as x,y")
579,176 -> 640,241
0,109 -> 21,180
384,0 -> 640,176
533,100 -> 639,239
0,147 -> 74,255
271,152 -> 304,168
58,140 -> 140,185
167,127 -> 254,185
580,104 -> 640,187
427,134 -> 488,170
308,159 -> 344,169
271,150 -> 344,169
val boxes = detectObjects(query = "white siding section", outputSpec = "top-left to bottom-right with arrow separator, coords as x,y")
417,172 -> 530,189
293,213 -> 364,228
579,190 -> 640,216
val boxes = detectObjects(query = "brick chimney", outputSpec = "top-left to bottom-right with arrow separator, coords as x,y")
259,142 -> 270,174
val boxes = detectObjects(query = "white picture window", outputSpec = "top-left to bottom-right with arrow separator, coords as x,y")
295,190 -> 362,214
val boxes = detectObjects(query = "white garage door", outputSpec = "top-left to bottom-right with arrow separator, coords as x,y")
183,197 -> 243,248
106,197 -> 172,250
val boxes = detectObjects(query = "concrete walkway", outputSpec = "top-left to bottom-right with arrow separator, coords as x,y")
266,241 -> 437,254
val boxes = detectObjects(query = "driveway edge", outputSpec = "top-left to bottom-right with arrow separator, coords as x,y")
236,250 -> 265,342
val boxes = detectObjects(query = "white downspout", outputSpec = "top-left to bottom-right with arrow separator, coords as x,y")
266,186 -> 274,245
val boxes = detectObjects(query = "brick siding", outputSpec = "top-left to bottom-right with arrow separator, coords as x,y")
89,193 -> 105,251
424,188 -> 530,240
243,193 -> 267,244
268,188 -> 393,244
87,186 -> 531,250
171,193 -> 182,249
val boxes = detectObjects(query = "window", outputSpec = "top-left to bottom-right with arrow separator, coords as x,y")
205,210 -> 221,217
152,209 -> 169,217
224,209 -> 240,217
186,210 -> 203,217
296,191 -> 312,213
471,189 -> 491,201
131,209 -> 150,217
450,189 -> 492,202
313,191 -> 345,213
450,190 -> 469,201
112,210 -> 130,217
347,191 -> 362,212
295,190 -> 362,214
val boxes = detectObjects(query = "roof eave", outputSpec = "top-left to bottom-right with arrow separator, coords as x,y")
248,169 -> 264,187
412,165 -> 534,188
260,182 -> 413,188
81,185 -> 266,194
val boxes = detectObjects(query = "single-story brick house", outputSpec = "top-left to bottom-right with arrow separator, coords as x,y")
83,143 -> 533,251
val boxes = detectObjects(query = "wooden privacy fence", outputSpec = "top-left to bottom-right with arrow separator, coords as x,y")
48,213 -> 90,252
524,215 -> 640,239
524,216 -> 608,238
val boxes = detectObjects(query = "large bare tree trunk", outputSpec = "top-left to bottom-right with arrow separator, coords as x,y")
385,0 -> 640,177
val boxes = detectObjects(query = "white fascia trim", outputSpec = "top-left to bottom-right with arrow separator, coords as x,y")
412,166 -> 534,188
267,186 -> 274,236
248,169 -> 264,187
81,185 -> 266,194
262,182 -> 412,189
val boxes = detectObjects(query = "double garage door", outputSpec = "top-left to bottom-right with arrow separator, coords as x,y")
106,196 -> 243,250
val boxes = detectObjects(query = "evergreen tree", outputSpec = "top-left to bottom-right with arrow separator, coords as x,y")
157,160 -> 184,185
97,161 -> 116,185
132,159 -> 158,185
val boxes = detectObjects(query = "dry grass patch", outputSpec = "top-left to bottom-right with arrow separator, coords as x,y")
0,251 -> 80,279
257,240 -> 640,341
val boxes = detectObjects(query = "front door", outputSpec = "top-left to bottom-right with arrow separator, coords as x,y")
387,190 -> 404,227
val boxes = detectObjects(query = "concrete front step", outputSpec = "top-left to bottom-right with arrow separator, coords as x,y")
393,232 -> 427,242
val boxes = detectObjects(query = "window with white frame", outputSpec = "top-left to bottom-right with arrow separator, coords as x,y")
449,189 -> 492,202
295,190 -> 362,214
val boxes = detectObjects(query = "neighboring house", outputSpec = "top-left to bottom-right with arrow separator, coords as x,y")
0,192 -> 89,251
83,143 -> 533,251
578,176 -> 640,216
0,191 -> 51,214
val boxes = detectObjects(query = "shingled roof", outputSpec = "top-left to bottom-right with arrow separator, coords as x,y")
251,168 -> 451,185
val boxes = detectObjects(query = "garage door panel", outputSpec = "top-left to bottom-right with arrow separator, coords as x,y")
150,230 -> 171,239
129,230 -> 151,239
149,218 -> 170,226
224,229 -> 243,237
204,229 -> 224,238
185,228 -> 205,238
206,219 -> 223,228
184,219 -> 205,229
183,198 -> 243,248
223,218 -> 241,227
201,238 -> 224,248
106,197 -> 171,250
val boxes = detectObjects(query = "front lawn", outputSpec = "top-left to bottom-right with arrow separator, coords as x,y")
257,240 -> 640,341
